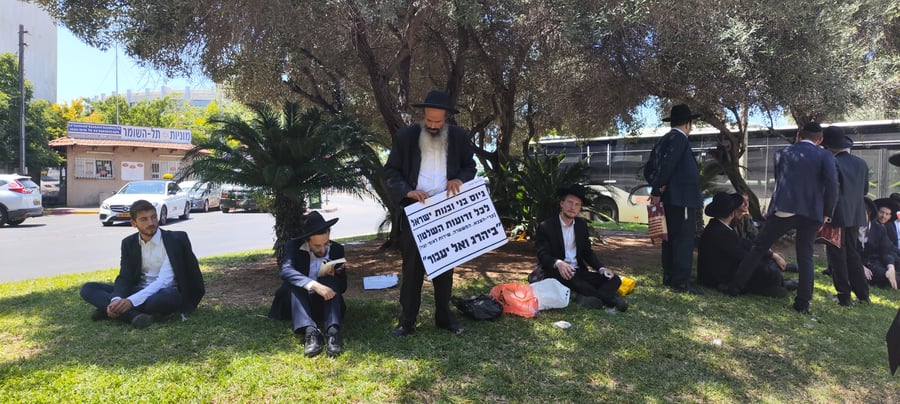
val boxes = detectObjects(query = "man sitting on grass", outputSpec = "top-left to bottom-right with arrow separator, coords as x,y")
698,192 -> 789,298
269,211 -> 347,357
80,199 -> 205,329
535,184 -> 628,312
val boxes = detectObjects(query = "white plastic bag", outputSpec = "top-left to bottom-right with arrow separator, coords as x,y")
530,278 -> 570,310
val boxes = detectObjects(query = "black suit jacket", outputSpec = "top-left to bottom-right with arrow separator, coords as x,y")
113,229 -> 205,313
268,239 -> 347,320
697,219 -> 770,288
650,129 -> 702,208
831,151 -> 869,227
768,141 -> 838,222
885,220 -> 899,251
535,215 -> 603,280
860,221 -> 898,268
383,124 -> 477,208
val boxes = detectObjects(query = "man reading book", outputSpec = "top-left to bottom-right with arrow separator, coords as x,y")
268,211 -> 348,357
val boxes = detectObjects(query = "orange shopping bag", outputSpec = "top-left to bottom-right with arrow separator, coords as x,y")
490,283 -> 539,318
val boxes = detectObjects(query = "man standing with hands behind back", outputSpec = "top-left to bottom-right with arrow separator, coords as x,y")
649,104 -> 704,295
384,90 -> 477,337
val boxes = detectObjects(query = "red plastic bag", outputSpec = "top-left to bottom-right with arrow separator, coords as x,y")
490,283 -> 539,318
815,223 -> 841,248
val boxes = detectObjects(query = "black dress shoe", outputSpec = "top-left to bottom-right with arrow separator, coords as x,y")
91,308 -> 107,321
792,303 -> 811,315
783,279 -> 799,291
437,323 -> 469,335
672,284 -> 705,295
326,330 -> 343,357
609,296 -> 629,312
717,284 -> 739,297
130,313 -> 154,329
304,328 -> 324,357
390,324 -> 416,337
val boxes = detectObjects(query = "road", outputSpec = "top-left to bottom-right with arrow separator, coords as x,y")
0,192 -> 387,282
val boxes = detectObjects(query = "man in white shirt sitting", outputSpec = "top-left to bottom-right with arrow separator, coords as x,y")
80,200 -> 205,328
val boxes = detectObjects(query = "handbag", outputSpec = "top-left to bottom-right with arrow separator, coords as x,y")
647,200 -> 668,242
530,278 -> 571,310
451,294 -> 503,321
815,222 -> 841,248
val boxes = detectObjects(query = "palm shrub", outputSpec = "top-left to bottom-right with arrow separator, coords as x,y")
487,152 -> 594,239
181,103 -> 385,263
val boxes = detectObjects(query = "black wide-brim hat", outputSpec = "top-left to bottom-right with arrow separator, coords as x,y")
411,90 -> 459,114
822,126 -> 854,149
864,197 -> 878,221
293,211 -> 339,241
875,198 -> 900,217
557,184 -> 591,206
661,104 -> 701,124
890,153 -> 900,167
704,192 -> 744,218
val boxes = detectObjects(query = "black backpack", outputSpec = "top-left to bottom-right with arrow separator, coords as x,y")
451,294 -> 503,321
643,133 -> 670,185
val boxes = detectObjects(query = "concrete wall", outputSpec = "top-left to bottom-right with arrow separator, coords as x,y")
0,0 -> 57,102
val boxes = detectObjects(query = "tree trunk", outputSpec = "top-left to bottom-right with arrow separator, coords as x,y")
273,194 -> 307,266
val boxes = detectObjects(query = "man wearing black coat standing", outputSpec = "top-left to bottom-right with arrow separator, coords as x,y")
384,90 -> 477,337
649,104 -> 704,294
822,125 -> 870,306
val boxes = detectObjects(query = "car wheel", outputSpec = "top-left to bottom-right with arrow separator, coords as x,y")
222,207 -> 230,213
7,219 -> 25,226
0,205 -> 7,226
159,206 -> 168,225
180,202 -> 191,220
203,199 -> 209,213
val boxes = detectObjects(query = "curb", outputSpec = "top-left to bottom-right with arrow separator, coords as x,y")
44,208 -> 98,215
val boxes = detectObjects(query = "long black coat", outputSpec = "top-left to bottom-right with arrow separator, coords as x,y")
535,215 -> 603,279
650,129 -> 702,208
383,124 -> 477,208
831,151 -> 869,228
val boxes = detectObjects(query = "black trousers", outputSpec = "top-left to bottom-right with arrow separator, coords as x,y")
730,215 -> 819,311
288,284 -> 344,333
826,227 -> 869,303
80,282 -> 182,320
397,222 -> 457,328
559,271 -> 622,305
662,205 -> 697,287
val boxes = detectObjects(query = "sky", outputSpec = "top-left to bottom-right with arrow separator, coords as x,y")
56,27 -> 212,104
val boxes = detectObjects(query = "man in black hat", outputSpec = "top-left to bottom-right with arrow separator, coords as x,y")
535,184 -> 628,311
726,122 -> 838,314
648,104 -> 704,294
821,125 -> 870,306
698,192 -> 788,297
384,90 -> 477,337
268,211 -> 347,357
876,197 -> 900,255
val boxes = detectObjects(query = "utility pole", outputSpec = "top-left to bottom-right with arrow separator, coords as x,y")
18,24 -> 27,175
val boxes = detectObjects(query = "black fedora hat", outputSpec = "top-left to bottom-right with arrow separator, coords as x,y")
661,104 -> 701,124
704,192 -> 744,218
557,184 -> 591,206
863,197 -> 878,221
875,197 -> 900,218
890,153 -> 900,167
411,90 -> 459,114
293,211 -> 339,241
822,126 -> 853,149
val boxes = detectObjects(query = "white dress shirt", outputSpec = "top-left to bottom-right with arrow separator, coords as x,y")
126,229 -> 176,307
416,126 -> 448,197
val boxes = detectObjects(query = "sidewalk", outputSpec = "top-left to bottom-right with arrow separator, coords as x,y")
44,204 -> 338,215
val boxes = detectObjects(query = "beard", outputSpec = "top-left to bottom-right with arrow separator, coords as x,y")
426,126 -> 440,136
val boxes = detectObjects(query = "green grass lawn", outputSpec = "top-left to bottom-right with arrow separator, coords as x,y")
2,248 -> 899,402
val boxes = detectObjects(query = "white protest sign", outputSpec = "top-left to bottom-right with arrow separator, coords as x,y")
404,177 -> 507,280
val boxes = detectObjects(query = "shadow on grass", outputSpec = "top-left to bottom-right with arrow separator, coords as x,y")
2,249 -> 900,401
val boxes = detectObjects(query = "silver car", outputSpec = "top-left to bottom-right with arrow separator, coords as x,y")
0,174 -> 43,226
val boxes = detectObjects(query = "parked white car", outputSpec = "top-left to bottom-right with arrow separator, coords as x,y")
0,174 -> 43,226
99,180 -> 191,226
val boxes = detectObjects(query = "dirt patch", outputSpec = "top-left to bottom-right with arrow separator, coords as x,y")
204,231 -> 666,308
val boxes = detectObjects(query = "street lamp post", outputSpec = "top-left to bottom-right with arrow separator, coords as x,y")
18,24 -> 28,175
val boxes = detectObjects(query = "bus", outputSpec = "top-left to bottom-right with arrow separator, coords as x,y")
533,120 -> 900,223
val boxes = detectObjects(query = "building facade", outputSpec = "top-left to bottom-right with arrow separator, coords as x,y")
0,0 -> 57,102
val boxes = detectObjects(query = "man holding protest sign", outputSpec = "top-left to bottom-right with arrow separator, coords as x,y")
384,90 -> 477,337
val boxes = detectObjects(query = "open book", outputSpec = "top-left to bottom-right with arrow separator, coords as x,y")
318,258 -> 347,277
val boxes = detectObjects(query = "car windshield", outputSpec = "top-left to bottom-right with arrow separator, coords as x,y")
119,182 -> 165,195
